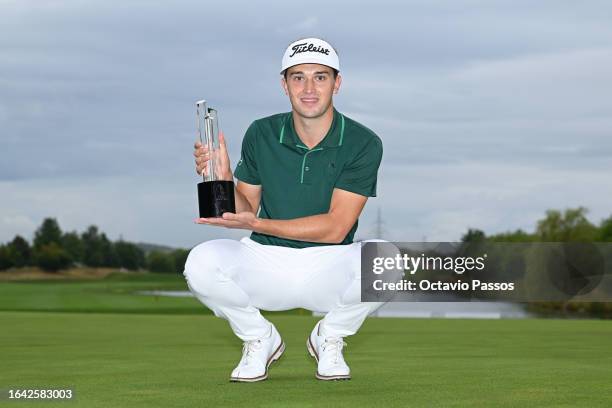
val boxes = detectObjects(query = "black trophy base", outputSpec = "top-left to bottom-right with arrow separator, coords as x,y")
198,180 -> 236,218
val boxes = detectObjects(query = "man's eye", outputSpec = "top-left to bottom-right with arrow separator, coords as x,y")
293,76 -> 303,81
316,76 -> 327,81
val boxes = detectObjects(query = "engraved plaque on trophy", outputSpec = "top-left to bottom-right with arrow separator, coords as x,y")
196,100 -> 236,218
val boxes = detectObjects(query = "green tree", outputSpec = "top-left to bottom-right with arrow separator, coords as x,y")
536,207 -> 598,242
114,240 -> 145,270
461,228 -> 486,243
171,249 -> 189,274
33,218 -> 63,249
0,245 -> 16,270
147,250 -> 174,273
35,242 -> 72,272
8,235 -> 31,267
534,207 -> 599,316
489,229 -> 536,242
598,215 -> 612,241
62,231 -> 84,264
81,225 -> 116,267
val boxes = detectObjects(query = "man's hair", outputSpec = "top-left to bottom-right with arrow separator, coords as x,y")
283,68 -> 339,80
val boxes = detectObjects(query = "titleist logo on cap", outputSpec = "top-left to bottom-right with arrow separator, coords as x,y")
289,42 -> 330,58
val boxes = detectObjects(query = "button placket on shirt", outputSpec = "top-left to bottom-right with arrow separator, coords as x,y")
296,145 -> 323,184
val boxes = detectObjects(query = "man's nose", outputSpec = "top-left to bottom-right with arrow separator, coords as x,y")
303,77 -> 315,93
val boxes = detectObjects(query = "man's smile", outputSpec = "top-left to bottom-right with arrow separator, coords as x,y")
300,97 -> 319,106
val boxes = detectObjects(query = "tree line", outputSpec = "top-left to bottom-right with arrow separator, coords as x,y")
460,207 -> 612,319
0,218 -> 189,274
461,207 -> 612,243
2,207 -> 610,274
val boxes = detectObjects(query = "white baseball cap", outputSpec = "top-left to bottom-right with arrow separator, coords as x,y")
280,37 -> 340,74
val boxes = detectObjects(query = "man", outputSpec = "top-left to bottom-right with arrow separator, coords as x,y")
183,37 -> 385,382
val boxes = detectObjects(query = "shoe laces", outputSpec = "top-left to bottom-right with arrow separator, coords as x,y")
241,339 -> 262,365
322,337 -> 347,364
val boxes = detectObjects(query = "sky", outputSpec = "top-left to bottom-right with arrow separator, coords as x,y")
1,0 -> 611,249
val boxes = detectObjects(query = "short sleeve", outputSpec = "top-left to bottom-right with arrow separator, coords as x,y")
335,136 -> 383,197
233,121 -> 261,185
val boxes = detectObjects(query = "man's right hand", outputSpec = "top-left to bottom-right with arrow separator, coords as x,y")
193,131 -> 233,181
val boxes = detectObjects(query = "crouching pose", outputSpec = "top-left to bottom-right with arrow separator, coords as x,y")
184,37 -> 387,382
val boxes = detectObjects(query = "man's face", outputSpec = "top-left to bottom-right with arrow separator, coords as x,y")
281,64 -> 342,119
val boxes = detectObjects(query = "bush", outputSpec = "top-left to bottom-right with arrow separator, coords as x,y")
147,251 -> 174,274
527,301 -> 612,319
0,245 -> 15,271
171,249 -> 189,274
35,242 -> 73,272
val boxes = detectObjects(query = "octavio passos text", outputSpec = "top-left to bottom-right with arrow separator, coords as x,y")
370,254 -> 515,292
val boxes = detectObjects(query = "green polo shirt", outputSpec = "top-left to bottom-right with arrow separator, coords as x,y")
234,107 -> 383,248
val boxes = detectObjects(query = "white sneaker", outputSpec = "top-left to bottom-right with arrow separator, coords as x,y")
307,321 -> 351,380
230,324 -> 285,382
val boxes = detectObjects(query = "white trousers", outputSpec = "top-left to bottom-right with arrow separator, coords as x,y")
182,237 -> 388,341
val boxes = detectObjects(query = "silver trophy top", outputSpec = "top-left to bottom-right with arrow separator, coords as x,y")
196,99 -> 220,182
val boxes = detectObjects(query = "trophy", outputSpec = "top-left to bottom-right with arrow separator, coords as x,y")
196,100 -> 236,218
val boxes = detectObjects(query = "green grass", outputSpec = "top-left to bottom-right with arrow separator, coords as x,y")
1,312 -> 611,408
0,272 -> 311,316
1,274 -> 611,406
0,273 -> 205,314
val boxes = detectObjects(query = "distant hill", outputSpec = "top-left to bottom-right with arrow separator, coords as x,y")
135,242 -> 178,254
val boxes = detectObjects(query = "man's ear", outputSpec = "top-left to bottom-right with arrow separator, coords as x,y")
333,74 -> 342,94
280,76 -> 289,95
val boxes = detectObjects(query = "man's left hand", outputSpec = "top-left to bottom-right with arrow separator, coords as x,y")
195,212 -> 257,230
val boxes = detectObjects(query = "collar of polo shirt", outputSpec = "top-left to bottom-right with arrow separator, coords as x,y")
279,107 -> 345,151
